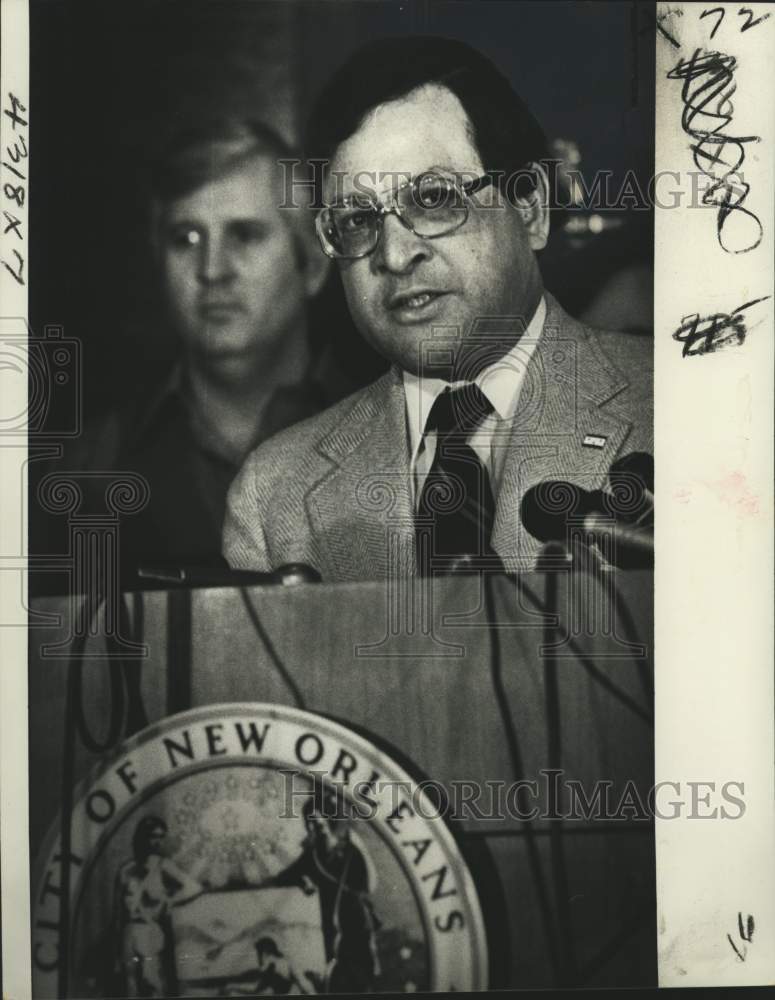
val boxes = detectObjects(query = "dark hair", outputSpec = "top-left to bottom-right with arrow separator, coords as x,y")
307,36 -> 549,199
150,117 -> 300,204
132,815 -> 167,859
255,937 -> 282,958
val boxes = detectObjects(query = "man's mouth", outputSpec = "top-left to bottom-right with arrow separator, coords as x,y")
387,289 -> 449,321
199,301 -> 244,323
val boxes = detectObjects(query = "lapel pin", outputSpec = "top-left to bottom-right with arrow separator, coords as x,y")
583,434 -> 608,449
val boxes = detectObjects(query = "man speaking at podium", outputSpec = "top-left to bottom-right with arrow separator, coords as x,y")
223,37 -> 653,582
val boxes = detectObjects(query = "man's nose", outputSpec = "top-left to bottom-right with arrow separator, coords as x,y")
198,235 -> 235,284
373,213 -> 431,274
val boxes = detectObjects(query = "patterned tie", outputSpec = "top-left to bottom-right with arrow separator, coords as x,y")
415,384 -> 503,575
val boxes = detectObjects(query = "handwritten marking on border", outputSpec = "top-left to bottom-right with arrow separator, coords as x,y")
667,48 -> 762,254
672,296 -> 770,356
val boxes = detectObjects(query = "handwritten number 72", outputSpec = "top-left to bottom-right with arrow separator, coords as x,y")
701,7 -> 771,39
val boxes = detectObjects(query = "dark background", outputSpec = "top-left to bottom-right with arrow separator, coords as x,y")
30,0 -> 655,421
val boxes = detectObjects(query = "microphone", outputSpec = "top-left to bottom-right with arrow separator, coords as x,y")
609,451 -> 653,494
607,452 -> 653,526
520,480 -> 653,568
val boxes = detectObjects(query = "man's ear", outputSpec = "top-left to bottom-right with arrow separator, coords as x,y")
515,160 -> 551,251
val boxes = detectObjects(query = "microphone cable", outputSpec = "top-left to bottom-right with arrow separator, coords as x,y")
483,564 -> 655,986
239,587 -> 306,711
482,570 -> 564,984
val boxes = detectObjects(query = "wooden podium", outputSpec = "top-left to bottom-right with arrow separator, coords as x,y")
29,568 -> 655,990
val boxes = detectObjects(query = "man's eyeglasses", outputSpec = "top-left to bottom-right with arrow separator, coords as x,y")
315,170 -> 497,260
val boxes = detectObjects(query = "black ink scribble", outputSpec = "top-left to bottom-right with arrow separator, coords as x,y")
727,911 -> 754,961
667,48 -> 763,255
673,296 -> 770,356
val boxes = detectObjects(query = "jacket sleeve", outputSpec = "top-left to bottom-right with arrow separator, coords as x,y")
222,452 -> 273,572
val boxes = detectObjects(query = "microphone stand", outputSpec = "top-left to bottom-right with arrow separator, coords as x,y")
541,545 -> 577,985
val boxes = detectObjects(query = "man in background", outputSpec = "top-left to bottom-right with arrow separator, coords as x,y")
34,118 -> 333,586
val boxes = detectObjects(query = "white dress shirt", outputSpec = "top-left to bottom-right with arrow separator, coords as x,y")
402,296 -> 546,509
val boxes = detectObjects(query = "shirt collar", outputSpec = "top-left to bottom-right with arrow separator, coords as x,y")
127,356 -> 333,467
125,363 -> 244,466
402,295 -> 546,461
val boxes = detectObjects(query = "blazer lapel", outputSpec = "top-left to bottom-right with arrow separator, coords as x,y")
305,367 -> 415,581
492,295 -> 634,570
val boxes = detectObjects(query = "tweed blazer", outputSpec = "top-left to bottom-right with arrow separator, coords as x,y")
223,294 -> 653,581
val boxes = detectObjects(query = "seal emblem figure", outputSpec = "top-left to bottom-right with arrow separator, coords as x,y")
32,703 -> 488,996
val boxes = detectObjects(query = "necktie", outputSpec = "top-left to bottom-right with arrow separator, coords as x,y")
415,384 -> 503,575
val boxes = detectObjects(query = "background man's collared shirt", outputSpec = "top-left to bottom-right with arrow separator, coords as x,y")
30,351 -> 340,592
402,296 -> 546,509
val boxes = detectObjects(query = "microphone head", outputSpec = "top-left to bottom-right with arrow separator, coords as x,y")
607,451 -> 654,524
608,451 -> 654,493
520,480 -> 594,543
521,476 -> 654,569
